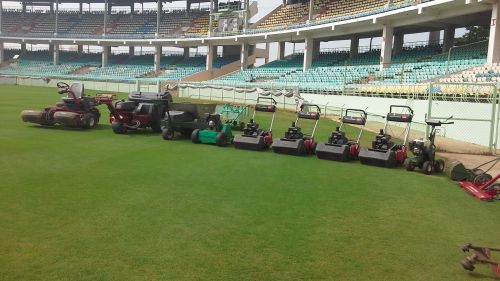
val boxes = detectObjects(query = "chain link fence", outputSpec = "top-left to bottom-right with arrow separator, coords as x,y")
1,75 -> 499,155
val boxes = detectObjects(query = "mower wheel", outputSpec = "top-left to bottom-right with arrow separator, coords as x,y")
485,183 -> 500,200
461,259 -> 475,271
472,170 -> 492,183
151,121 -> 162,133
434,159 -> 445,173
311,142 -> 317,155
191,129 -> 201,144
83,114 -> 97,129
162,128 -> 174,140
404,158 -> 415,171
216,132 -> 227,147
112,121 -> 126,134
422,161 -> 433,175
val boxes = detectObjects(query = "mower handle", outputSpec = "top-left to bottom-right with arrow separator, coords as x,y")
345,108 -> 367,119
256,97 -> 277,105
390,105 -> 414,115
301,104 -> 321,114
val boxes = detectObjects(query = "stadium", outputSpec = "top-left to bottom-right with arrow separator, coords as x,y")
1,0 -> 500,279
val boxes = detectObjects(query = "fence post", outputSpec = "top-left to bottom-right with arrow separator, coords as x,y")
426,82 -> 433,139
489,85 -> 498,154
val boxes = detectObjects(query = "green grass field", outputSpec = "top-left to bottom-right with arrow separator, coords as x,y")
1,84 -> 499,280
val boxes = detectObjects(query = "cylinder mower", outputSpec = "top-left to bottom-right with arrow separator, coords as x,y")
461,244 -> 500,277
216,103 -> 248,130
404,117 -> 454,174
272,104 -> 321,156
233,97 -> 277,151
160,103 -> 218,140
99,91 -> 172,134
21,82 -> 102,129
191,113 -> 234,147
358,105 -> 414,168
316,108 -> 367,162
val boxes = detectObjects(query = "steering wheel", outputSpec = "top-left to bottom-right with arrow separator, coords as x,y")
57,82 -> 70,90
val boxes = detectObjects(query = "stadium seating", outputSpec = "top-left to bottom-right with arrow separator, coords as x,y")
1,10 -> 209,37
257,3 -> 309,30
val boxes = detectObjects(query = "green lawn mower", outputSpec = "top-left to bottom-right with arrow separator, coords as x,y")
216,103 -> 248,131
191,113 -> 234,146
160,102 -> 218,140
404,117 -> 454,174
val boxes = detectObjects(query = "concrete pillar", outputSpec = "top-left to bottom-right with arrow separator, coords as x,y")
0,0 -> 3,35
129,46 -> 134,58
79,1 -> 83,14
183,47 -> 190,58
380,24 -> 394,70
488,2 -> 500,64
241,43 -> 249,70
154,45 -> 161,72
55,0 -> 59,35
393,33 -> 404,55
350,35 -> 359,57
103,0 -> 108,36
206,44 -> 214,71
428,30 -> 441,45
303,36 -> 314,72
277,42 -> 285,60
49,44 -> 54,54
21,43 -> 26,53
53,44 -> 60,65
0,42 -> 4,63
77,45 -> 83,54
130,4 -> 134,14
308,0 -> 314,22
442,25 -> 455,53
156,0 -> 162,37
102,46 -> 109,67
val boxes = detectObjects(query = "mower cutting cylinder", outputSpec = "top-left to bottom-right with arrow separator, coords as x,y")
53,111 -> 82,127
315,143 -> 351,162
272,139 -> 306,156
21,110 -> 45,124
358,149 -> 397,167
233,135 -> 267,151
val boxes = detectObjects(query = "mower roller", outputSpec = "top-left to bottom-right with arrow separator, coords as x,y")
358,105 -> 414,168
461,244 -> 500,277
191,113 -> 233,146
316,108 -> 367,162
459,173 -> 500,201
405,117 -> 454,174
160,102 -> 218,140
21,82 -> 102,129
216,103 -> 248,130
233,97 -> 277,151
99,91 -> 171,134
272,104 -> 321,156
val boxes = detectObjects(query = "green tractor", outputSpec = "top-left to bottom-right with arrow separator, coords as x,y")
191,113 -> 233,146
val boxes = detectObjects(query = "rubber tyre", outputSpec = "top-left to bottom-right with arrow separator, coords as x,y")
485,183 -> 500,200
422,161 -> 433,175
404,158 -> 416,171
162,128 -> 174,140
191,129 -> 201,144
311,142 -> 317,155
216,132 -> 227,147
239,122 -> 245,131
112,121 -> 126,134
83,114 -> 97,129
473,171 -> 492,183
151,121 -> 162,133
434,159 -> 445,173
296,139 -> 306,155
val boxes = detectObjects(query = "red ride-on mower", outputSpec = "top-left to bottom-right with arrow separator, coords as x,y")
272,104 -> 321,156
358,105 -> 414,168
99,91 -> 172,134
316,108 -> 367,162
21,82 -> 101,129
461,244 -> 500,277
233,97 -> 277,151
